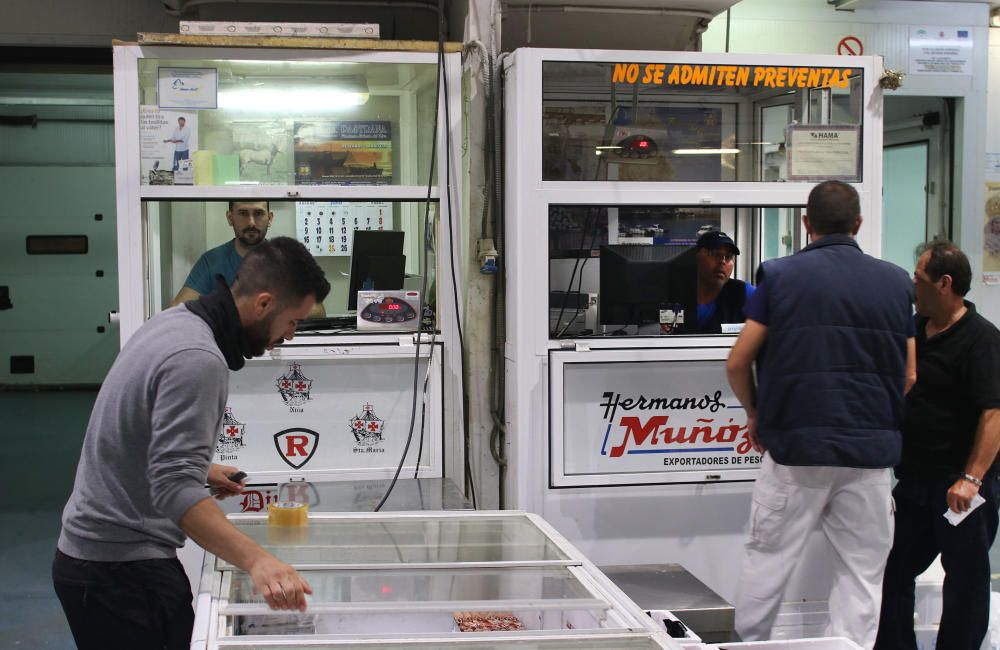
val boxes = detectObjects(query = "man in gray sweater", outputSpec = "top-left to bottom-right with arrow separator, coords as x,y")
53,237 -> 330,649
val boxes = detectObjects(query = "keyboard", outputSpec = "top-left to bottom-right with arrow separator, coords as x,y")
296,315 -> 357,332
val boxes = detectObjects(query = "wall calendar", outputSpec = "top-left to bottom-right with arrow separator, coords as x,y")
294,201 -> 392,256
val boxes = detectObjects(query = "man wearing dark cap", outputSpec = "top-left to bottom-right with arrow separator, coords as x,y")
693,230 -> 755,334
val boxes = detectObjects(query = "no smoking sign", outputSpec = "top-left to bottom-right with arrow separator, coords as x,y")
838,36 -> 863,56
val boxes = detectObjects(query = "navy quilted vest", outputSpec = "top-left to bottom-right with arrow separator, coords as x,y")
756,234 -> 913,468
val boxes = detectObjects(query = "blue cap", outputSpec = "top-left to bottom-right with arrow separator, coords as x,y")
696,230 -> 740,255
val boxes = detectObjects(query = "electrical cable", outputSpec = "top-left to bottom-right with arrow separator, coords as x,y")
438,0 -> 477,509
464,39 -> 505,486
466,38 -> 508,506
551,215 -> 588,336
552,207 -> 600,336
552,87 -> 620,338
556,207 -> 601,337
374,159 -> 434,512
462,40 -> 494,239
412,328 -> 437,479
373,20 -> 442,512
491,51 -> 510,509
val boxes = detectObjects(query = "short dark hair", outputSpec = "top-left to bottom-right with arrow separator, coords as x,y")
806,180 -> 860,236
921,240 -> 971,297
228,200 -> 269,211
232,237 -> 330,305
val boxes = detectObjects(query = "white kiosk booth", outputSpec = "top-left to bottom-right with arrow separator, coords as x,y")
503,48 -> 885,634
108,35 -> 501,646
112,34 -> 466,490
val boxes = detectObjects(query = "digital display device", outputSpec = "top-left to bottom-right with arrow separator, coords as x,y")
357,291 -> 421,331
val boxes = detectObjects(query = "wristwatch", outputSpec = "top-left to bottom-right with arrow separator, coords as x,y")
961,472 -> 983,488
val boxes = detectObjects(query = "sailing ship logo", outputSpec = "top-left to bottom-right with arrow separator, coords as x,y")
350,403 -> 385,447
216,407 -> 246,455
275,363 -> 313,407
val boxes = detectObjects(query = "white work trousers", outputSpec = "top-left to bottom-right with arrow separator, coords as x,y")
734,454 -> 893,649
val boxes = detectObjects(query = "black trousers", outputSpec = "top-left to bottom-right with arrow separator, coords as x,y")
875,476 -> 1000,650
52,549 -> 194,650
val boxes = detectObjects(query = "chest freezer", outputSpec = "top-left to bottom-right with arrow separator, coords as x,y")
192,511 -> 683,649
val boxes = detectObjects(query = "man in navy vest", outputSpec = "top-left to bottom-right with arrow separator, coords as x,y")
726,180 -> 916,648
875,242 -> 1000,650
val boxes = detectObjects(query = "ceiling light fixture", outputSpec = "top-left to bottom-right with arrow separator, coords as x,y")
672,148 -> 740,155
219,76 -> 369,111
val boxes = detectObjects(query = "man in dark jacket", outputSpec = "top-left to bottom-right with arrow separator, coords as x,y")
726,180 -> 916,648
876,242 -> 1000,650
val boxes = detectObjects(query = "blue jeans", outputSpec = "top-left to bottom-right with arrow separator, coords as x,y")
172,149 -> 189,171
52,549 -> 194,650
875,475 -> 1000,650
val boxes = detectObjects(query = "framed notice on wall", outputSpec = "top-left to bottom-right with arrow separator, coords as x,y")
786,124 -> 861,182
550,347 -> 759,488
157,67 -> 218,109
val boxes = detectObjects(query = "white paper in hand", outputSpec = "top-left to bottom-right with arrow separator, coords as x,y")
943,494 -> 986,526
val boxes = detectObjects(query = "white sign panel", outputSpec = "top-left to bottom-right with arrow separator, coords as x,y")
295,201 -> 392,256
908,26 -> 973,75
215,354 -> 440,480
786,125 -> 861,182
157,66 -> 218,109
551,349 -> 760,487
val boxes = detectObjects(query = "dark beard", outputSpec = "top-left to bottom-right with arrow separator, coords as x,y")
244,315 -> 275,357
237,230 -> 264,247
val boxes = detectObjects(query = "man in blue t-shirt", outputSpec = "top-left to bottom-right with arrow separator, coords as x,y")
170,201 -> 273,306
692,230 -> 754,334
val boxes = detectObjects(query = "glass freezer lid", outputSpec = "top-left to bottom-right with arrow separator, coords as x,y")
223,567 -> 602,608
216,634 -> 672,648
221,516 -> 571,568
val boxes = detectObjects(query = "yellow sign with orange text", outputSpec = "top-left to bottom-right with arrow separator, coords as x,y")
612,63 -> 853,89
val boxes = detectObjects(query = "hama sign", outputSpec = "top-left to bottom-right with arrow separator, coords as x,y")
611,63 -> 854,89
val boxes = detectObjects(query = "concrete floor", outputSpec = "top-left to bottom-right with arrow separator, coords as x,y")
0,513 -> 75,649
0,390 -> 94,650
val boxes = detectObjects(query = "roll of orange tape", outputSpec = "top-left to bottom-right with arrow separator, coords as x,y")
267,501 -> 308,527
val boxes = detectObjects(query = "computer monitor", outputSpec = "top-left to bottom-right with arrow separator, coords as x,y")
598,244 -> 697,327
347,230 -> 406,311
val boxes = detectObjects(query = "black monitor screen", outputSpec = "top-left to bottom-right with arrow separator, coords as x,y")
599,244 -> 697,327
348,231 -> 405,311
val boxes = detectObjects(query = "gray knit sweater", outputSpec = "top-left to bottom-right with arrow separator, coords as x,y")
58,306 -> 229,561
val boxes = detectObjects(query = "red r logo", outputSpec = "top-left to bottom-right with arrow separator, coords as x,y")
273,428 -> 320,469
